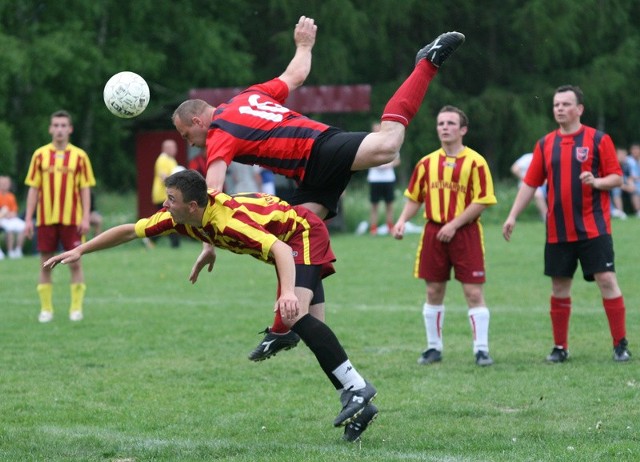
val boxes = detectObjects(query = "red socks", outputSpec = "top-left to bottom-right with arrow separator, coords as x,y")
550,295 -> 627,349
270,308 -> 289,334
381,60 -> 438,127
550,296 -> 571,349
603,296 -> 626,346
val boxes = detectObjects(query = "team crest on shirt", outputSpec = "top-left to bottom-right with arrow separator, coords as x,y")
575,147 -> 589,163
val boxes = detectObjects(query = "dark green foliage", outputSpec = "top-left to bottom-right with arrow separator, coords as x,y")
0,0 -> 639,191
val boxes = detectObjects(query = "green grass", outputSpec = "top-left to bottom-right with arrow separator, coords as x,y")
1,193 -> 639,461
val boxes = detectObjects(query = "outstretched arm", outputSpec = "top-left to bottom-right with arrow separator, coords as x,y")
392,199 -> 422,239
278,16 -> 317,93
43,224 -> 138,269
502,184 -> 537,241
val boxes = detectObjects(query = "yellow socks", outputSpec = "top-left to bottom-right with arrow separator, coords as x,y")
70,283 -> 86,313
37,283 -> 53,313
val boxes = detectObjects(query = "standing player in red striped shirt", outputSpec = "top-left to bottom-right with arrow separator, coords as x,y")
173,16 -> 466,360
24,110 -> 96,323
42,169 -> 378,440
392,106 -> 497,367
503,85 -> 630,362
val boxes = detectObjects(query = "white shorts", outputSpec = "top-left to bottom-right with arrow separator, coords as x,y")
0,217 -> 26,233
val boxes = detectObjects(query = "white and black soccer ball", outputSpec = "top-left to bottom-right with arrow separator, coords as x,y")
103,71 -> 150,118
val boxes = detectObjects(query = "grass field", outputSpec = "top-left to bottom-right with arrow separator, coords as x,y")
2,201 -> 639,461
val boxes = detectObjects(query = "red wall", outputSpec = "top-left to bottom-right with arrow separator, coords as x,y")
135,131 -> 187,219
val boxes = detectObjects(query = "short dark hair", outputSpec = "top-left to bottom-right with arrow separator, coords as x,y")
172,99 -> 211,126
51,110 -> 72,124
164,169 -> 209,207
555,85 -> 584,105
439,105 -> 469,128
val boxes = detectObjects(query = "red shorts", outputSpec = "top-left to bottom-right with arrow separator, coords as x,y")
289,207 -> 336,278
37,224 -> 83,253
415,221 -> 486,283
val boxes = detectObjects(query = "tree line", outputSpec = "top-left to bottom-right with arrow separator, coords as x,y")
1,0 -> 639,193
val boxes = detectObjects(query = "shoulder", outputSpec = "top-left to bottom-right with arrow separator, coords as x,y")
243,78 -> 288,100
421,149 -> 442,163
33,143 -> 52,155
462,146 -> 486,160
68,143 -> 89,157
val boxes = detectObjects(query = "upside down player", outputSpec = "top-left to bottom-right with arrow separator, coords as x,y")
43,169 -> 378,442
172,15 -> 466,366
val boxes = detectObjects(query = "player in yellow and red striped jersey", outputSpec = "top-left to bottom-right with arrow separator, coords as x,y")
393,105 -> 497,367
42,169 -> 378,435
24,110 -> 96,323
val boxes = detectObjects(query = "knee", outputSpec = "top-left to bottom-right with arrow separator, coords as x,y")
595,273 -> 619,293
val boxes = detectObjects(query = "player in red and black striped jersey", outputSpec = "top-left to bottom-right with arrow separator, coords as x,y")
42,169 -> 377,433
173,17 -> 464,221
503,85 -> 630,362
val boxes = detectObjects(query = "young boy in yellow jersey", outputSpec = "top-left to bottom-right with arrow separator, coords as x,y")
24,110 -> 96,323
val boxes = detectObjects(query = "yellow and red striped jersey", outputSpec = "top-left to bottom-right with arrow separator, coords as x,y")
405,147 -> 496,223
25,143 -> 96,226
135,191 -> 335,267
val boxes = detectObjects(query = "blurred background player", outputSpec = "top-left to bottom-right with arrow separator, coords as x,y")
0,175 -> 27,259
259,167 -> 276,195
226,162 -> 261,194
609,148 -> 634,219
392,106 -> 497,367
24,110 -> 96,322
188,149 -> 208,177
151,139 -> 181,248
367,122 -> 400,235
627,142 -> 640,217
510,152 -> 547,221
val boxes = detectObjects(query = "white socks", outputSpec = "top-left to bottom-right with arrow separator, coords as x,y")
423,304 -> 491,353
468,306 -> 490,353
332,360 -> 366,391
423,303 -> 444,351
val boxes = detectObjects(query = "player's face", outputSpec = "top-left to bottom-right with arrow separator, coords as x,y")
436,112 -> 466,144
174,116 -> 207,148
49,116 -> 73,143
553,91 -> 583,126
163,187 -> 191,224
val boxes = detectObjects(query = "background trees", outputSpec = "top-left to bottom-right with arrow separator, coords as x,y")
1,0 -> 639,191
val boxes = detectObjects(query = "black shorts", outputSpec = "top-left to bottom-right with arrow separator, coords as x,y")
369,182 -> 395,204
295,264 -> 325,305
289,128 -> 367,219
544,235 -> 615,282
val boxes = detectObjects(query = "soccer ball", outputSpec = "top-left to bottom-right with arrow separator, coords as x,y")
103,71 -> 150,118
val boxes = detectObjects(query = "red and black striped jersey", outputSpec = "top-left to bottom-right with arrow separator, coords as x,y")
206,78 -> 330,183
524,125 -> 622,243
